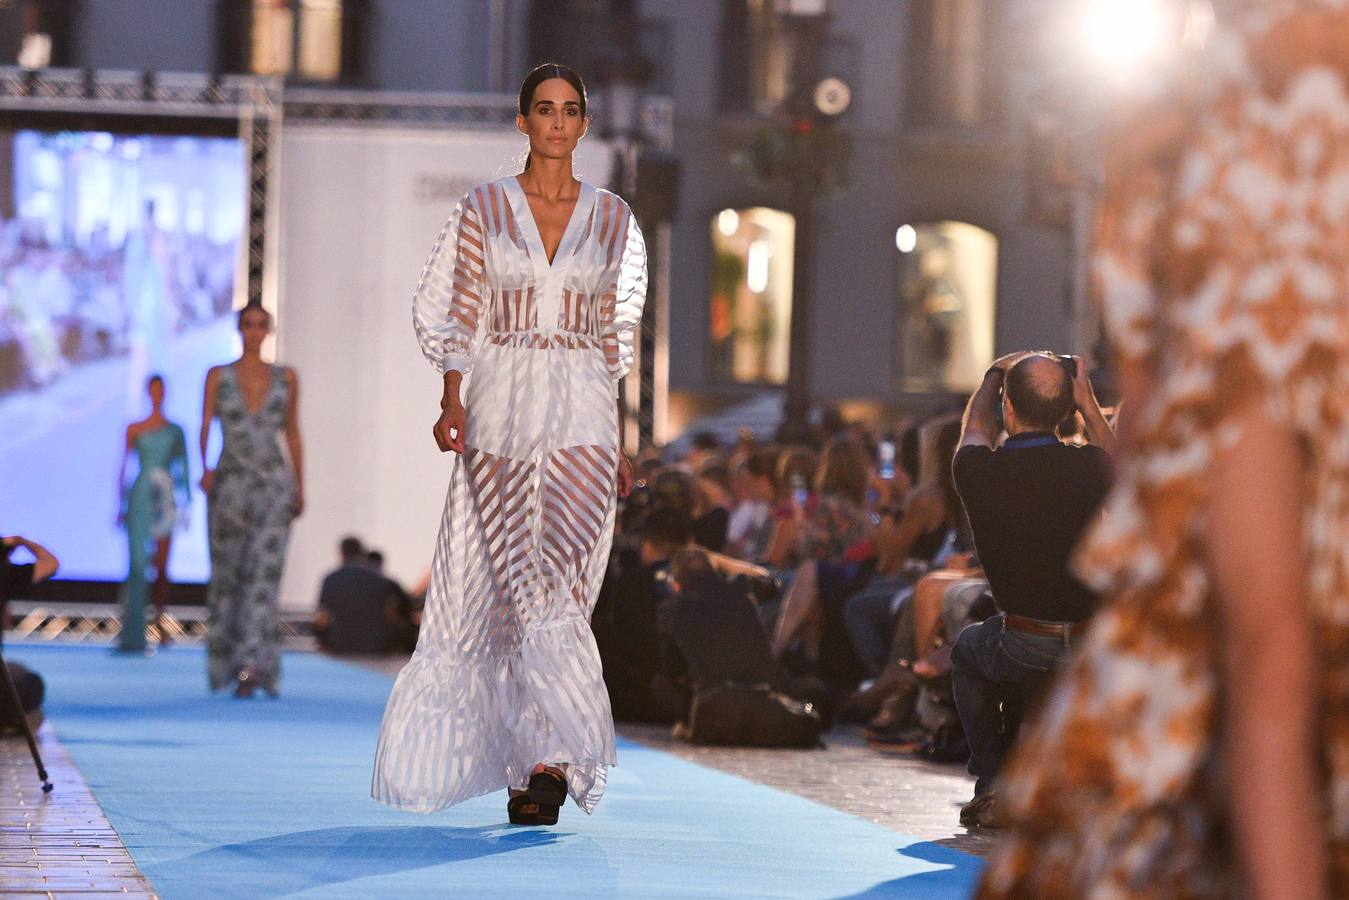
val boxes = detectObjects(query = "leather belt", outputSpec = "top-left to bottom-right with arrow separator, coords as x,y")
1004,613 -> 1085,641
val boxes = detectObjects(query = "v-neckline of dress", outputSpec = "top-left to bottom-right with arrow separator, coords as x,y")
504,177 -> 594,278
232,363 -> 276,419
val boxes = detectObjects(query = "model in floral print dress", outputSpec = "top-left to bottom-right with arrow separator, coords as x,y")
979,1 -> 1349,896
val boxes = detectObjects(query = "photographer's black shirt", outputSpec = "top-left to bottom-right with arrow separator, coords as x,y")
0,557 -> 35,649
953,433 -> 1112,623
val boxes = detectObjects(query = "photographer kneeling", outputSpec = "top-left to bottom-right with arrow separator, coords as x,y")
1,535 -> 59,735
950,353 -> 1113,827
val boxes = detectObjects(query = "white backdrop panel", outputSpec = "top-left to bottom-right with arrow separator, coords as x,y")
276,126 -> 611,611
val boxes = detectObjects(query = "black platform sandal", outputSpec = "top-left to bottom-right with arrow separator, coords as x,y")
523,767 -> 567,826
507,793 -> 545,826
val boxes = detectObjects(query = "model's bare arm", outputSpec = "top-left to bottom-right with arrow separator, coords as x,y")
616,397 -> 633,498
117,426 -> 133,524
1207,407 -> 1326,900
199,368 -> 219,493
285,367 -> 305,517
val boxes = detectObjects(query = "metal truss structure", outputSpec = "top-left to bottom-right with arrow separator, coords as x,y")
4,601 -> 314,646
0,68 -> 675,449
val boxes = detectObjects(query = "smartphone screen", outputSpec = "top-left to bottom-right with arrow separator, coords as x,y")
878,440 -> 896,480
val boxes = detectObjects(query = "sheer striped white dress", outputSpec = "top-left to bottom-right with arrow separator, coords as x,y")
372,177 -> 645,814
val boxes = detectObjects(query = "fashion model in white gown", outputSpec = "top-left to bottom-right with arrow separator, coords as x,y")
372,173 -> 646,815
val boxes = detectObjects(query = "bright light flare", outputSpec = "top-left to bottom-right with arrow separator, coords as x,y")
747,240 -> 771,293
1078,0 -> 1173,77
895,224 -> 917,254
717,208 -> 740,237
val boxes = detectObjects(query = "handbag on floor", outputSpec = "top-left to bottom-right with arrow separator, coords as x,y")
687,682 -> 823,748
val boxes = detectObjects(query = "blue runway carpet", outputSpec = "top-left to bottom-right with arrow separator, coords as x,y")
12,643 -> 982,898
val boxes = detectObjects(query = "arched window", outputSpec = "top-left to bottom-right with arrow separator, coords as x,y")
709,207 -> 795,384
895,221 -> 997,393
218,0 -> 351,83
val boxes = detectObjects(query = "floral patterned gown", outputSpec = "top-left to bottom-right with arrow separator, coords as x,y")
978,1 -> 1349,895
372,177 -> 646,814
206,365 -> 296,694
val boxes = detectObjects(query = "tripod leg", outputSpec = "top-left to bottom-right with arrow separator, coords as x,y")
0,655 -> 53,793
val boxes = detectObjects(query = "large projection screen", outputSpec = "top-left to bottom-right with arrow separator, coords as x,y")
0,127 -> 245,583
276,126 -> 611,611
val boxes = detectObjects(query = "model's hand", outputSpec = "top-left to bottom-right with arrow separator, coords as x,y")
617,453 -> 634,499
200,469 -> 216,495
434,402 -> 467,454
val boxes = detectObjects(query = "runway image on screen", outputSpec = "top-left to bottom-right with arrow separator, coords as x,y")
0,128 -> 246,582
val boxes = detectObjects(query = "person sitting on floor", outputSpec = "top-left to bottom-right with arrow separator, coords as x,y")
657,547 -> 778,718
313,536 -> 401,656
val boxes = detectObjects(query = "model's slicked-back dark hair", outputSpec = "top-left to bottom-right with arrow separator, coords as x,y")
517,63 -> 588,118
1005,355 -> 1074,431
518,63 -> 588,171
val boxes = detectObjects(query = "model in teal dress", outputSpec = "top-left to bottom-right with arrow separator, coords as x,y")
118,375 -> 190,653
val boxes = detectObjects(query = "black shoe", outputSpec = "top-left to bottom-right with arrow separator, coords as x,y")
524,768 -> 567,825
959,791 -> 1001,828
507,793 -> 545,825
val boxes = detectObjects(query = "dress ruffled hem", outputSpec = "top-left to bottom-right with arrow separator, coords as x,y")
372,616 -> 617,815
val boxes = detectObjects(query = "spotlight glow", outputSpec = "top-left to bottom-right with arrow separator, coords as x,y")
717,208 -> 740,237
747,240 -> 771,293
1079,0 -> 1172,76
895,224 -> 917,254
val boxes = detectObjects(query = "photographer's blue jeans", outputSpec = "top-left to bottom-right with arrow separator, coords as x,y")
950,613 -> 1070,797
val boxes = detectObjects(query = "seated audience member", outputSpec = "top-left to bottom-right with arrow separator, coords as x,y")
657,547 -> 777,707
845,416 -> 966,677
593,508 -> 694,723
761,446 -> 819,569
770,436 -> 877,688
696,461 -> 733,552
367,548 -> 418,654
686,430 -> 723,472
950,352 -> 1114,826
726,449 -> 779,563
313,536 -> 400,655
1,535 -> 59,734
651,468 -> 729,553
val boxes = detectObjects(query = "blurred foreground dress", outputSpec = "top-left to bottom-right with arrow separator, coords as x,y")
372,177 -> 646,813
979,2 -> 1349,895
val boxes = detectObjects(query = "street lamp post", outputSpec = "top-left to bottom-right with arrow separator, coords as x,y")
597,21 -> 655,452
774,0 -> 835,444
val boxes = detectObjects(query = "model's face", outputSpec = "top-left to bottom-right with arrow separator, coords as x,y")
516,78 -> 587,163
239,309 -> 270,351
147,379 -> 164,405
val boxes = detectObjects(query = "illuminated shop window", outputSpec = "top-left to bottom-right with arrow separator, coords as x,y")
249,0 -> 294,76
247,0 -> 344,81
297,0 -> 343,81
896,221 -> 997,393
709,207 -> 795,385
